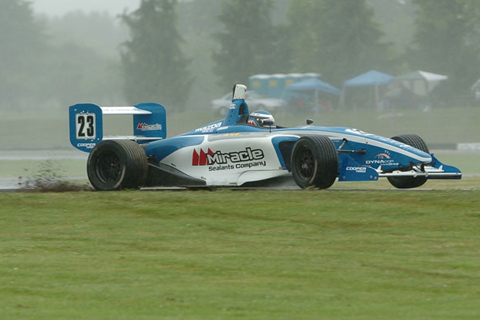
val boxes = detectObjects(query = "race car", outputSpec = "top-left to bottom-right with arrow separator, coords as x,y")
69,84 -> 461,191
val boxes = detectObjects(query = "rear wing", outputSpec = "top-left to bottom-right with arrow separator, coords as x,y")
69,103 -> 166,153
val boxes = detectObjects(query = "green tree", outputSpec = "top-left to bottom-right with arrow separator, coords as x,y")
44,43 -> 124,106
287,0 -> 393,86
48,11 -> 128,59
409,0 -> 480,99
0,0 -> 47,106
121,0 -> 192,111
212,0 -> 290,88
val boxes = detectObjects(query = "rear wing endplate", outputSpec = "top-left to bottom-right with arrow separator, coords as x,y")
69,103 -> 167,153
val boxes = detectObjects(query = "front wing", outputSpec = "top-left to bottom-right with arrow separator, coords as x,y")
338,154 -> 462,182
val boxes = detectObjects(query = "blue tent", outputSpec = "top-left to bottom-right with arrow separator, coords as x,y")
343,70 -> 393,87
286,77 -> 341,111
341,70 -> 393,110
286,77 -> 341,94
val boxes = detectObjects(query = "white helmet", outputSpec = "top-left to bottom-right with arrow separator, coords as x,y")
248,110 -> 275,127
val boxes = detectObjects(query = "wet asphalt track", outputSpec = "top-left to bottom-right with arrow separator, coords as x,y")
0,150 -> 87,192
1,149 -> 477,192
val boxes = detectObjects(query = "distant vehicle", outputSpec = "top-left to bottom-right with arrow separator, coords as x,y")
211,90 -> 287,116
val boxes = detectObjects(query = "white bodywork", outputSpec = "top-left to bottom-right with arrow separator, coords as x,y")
160,133 -> 290,186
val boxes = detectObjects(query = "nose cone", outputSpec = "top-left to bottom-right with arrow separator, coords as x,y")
415,149 -> 432,163
393,142 -> 432,164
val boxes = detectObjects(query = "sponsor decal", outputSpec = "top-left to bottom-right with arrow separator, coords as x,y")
375,151 -> 391,160
192,147 -> 267,171
194,122 -> 222,133
137,123 -> 163,131
345,128 -> 373,136
366,159 -> 397,165
366,150 -> 396,165
346,166 -> 367,174
192,148 -> 214,166
77,142 -> 96,149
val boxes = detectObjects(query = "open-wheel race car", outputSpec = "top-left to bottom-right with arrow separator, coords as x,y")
69,84 -> 461,191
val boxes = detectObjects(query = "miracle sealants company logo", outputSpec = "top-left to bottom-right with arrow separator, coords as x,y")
192,147 -> 267,171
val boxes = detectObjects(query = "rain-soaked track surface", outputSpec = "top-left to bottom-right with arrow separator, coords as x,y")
1,149 -> 477,192
3,181 -> 477,193
0,150 -> 87,161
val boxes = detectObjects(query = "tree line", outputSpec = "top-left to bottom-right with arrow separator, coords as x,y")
2,0 -> 480,113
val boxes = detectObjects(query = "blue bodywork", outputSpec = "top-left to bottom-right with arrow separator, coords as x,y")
143,97 -> 460,183
69,94 -> 462,187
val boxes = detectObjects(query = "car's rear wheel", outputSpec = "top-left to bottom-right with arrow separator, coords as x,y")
291,135 -> 338,189
87,140 -> 148,191
387,134 -> 429,189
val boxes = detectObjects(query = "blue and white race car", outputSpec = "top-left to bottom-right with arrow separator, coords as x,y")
69,84 -> 461,191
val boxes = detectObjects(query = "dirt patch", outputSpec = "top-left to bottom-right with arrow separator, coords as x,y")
18,159 -> 92,192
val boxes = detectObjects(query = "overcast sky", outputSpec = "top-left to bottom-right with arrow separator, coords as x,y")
31,0 -> 141,16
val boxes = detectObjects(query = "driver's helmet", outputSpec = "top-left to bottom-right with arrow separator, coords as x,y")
247,110 -> 275,127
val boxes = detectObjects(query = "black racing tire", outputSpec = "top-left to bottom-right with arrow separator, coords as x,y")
387,134 -> 429,189
87,140 -> 148,191
291,135 -> 338,189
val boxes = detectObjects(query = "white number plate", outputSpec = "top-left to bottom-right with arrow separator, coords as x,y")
76,113 -> 96,140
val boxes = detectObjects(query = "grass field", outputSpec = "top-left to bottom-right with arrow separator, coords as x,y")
1,189 -> 480,319
1,104 -> 479,150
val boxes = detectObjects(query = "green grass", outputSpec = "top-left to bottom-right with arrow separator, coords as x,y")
431,153 -> 480,175
1,190 -> 480,319
334,176 -> 479,190
1,105 -> 479,149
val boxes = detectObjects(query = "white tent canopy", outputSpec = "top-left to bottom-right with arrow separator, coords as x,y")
394,70 -> 448,96
386,70 -> 448,110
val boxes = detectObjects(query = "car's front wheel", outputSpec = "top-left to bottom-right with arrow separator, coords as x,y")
387,134 -> 429,189
291,135 -> 338,189
87,140 -> 148,191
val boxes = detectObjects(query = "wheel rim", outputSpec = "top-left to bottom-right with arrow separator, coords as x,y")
295,146 -> 315,180
95,150 -> 122,184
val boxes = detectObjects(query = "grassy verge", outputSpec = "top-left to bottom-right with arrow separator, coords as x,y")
333,176 -> 478,190
1,105 -> 479,149
1,190 -> 479,319
429,153 -> 480,175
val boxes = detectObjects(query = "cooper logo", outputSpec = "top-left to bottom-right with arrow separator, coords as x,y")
346,166 -> 367,174
193,147 -> 264,166
77,143 -> 96,149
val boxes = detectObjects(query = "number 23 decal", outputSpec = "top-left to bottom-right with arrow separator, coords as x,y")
76,113 -> 96,139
